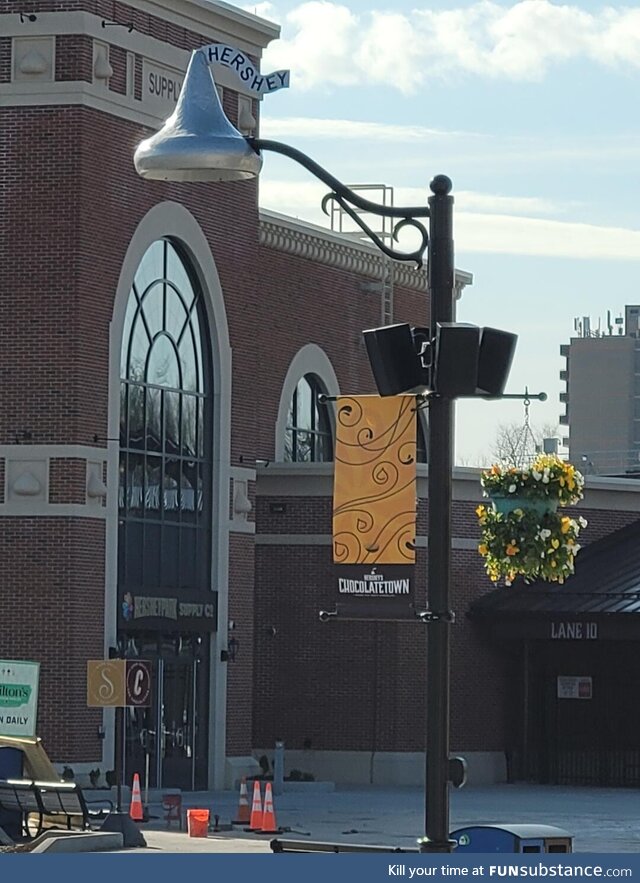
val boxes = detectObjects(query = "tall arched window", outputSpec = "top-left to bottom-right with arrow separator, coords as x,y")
118,239 -> 212,591
284,374 -> 333,462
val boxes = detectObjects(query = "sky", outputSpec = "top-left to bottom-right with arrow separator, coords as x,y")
240,0 -> 640,464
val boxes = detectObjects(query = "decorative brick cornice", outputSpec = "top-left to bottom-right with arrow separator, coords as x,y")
258,210 -> 427,290
258,210 -> 473,295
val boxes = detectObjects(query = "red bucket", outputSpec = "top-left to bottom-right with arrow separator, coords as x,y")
187,808 -> 210,838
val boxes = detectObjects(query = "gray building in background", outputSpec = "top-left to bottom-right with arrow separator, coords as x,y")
561,305 -> 640,475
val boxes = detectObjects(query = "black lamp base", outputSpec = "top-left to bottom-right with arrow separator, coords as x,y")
100,812 -> 147,848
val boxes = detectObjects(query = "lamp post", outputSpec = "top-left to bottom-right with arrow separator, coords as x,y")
134,48 -> 456,852
421,176 -> 456,853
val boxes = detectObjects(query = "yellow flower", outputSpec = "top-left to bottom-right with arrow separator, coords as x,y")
506,543 -> 519,556
560,517 -> 571,533
476,505 -> 486,517
478,544 -> 488,555
551,538 -> 560,549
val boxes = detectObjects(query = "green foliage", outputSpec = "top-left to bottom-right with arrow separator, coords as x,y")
476,505 -> 587,585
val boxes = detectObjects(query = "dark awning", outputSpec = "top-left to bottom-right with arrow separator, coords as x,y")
468,518 -> 640,640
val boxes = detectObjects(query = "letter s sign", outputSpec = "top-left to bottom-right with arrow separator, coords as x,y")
126,661 -> 152,707
98,665 -> 117,703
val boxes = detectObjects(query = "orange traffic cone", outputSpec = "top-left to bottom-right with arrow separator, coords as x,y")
129,773 -> 144,821
233,776 -> 251,825
245,780 -> 263,831
259,782 -> 280,834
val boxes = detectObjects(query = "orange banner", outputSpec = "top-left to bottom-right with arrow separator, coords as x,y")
333,395 -> 417,565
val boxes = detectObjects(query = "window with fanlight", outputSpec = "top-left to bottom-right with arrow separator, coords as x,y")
118,239 -> 212,592
284,374 -> 333,462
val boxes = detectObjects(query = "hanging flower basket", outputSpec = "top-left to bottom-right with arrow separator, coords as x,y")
480,454 -> 585,508
476,454 -> 587,586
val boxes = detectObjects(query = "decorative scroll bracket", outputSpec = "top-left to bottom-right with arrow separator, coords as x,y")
249,138 -> 430,267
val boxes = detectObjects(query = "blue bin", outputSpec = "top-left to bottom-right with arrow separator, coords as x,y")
0,747 -> 24,840
0,747 -> 23,779
452,824 -> 572,853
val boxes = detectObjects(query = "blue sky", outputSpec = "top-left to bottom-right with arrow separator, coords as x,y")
241,0 -> 640,463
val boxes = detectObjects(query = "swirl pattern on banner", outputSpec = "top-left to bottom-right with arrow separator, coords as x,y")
333,396 -> 417,564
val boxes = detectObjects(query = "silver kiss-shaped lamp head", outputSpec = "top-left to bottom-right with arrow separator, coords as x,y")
133,50 -> 262,182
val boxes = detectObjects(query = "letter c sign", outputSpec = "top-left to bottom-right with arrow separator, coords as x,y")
126,661 -> 152,707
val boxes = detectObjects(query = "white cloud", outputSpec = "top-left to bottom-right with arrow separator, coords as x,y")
260,179 -> 329,218
260,116 -> 473,141
452,191 -> 564,216
477,1 -> 594,79
258,117 -> 640,173
361,184 -> 566,216
258,115 -> 623,172
263,1 -> 640,91
455,212 -> 640,260
266,1 -> 361,89
258,179 -> 640,260
354,12 -> 423,93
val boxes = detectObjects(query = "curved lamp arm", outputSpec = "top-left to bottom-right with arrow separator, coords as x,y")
249,138 -> 430,267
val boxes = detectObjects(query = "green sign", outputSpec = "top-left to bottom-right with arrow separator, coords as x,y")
0,660 -> 40,737
0,684 -> 32,707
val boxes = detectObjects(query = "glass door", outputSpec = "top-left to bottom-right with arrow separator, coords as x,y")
161,656 -> 197,789
124,635 -> 209,791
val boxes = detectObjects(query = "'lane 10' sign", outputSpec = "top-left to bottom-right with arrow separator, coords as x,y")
87,660 -> 151,708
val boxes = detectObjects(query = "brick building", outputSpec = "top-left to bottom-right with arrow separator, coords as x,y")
2,0 -> 640,792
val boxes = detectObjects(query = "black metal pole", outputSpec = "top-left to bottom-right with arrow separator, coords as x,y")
116,705 -> 123,813
100,690 -> 147,847
419,175 -> 456,853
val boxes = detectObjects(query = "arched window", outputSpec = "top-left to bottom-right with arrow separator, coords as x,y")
118,239 -> 211,591
284,374 -> 333,462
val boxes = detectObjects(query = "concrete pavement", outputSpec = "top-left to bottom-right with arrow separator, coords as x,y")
113,784 -> 640,853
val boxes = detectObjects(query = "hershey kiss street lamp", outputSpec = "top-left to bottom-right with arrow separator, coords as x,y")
134,48 -> 468,853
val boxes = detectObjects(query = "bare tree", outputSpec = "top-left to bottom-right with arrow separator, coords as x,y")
490,421 -> 560,467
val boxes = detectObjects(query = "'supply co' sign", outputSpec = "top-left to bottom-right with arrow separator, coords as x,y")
0,659 -> 40,737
